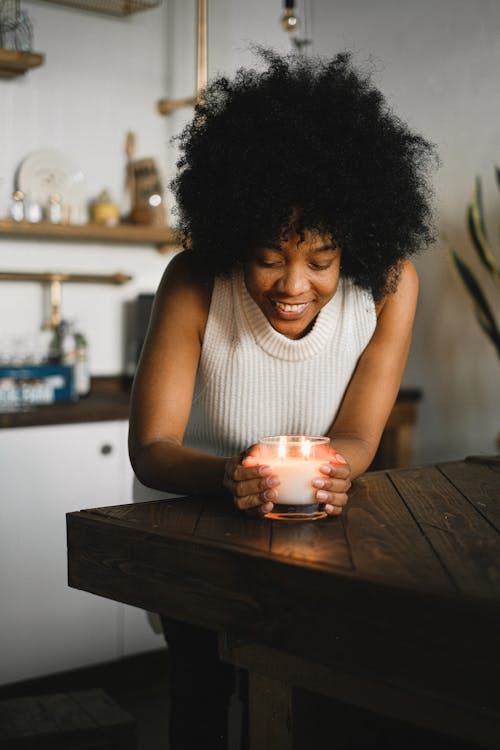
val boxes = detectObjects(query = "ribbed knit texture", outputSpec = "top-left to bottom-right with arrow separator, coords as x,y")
183,271 -> 376,457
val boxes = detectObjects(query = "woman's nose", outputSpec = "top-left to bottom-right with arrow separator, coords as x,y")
275,265 -> 310,296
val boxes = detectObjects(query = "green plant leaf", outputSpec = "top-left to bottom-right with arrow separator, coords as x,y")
450,249 -> 500,357
473,176 -> 487,238
495,166 -> 500,193
468,180 -> 500,284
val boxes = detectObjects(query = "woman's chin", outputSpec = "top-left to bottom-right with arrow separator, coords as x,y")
269,315 -> 314,339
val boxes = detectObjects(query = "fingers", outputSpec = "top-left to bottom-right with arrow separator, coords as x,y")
234,474 -> 280,510
328,449 -> 348,467
229,460 -> 280,512
229,448 -> 352,518
240,444 -> 260,466
242,454 -> 259,468
312,461 -> 352,515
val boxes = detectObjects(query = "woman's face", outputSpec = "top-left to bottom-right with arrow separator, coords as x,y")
244,229 -> 342,340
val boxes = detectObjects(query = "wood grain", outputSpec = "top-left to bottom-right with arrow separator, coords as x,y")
270,516 -> 352,570
66,460 -> 500,748
344,471 -> 453,592
248,673 -> 293,750
67,513 -> 273,634
438,460 -> 500,533
195,496 -> 272,553
88,496 -> 203,537
0,218 -> 177,246
226,642 -> 500,749
389,464 -> 500,599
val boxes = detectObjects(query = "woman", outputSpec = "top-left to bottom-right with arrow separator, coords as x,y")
129,49 -> 436,749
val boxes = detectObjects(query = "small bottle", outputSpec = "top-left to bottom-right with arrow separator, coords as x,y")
47,193 -> 63,224
60,321 -> 77,367
10,190 -> 25,222
48,323 -> 63,364
74,329 -> 90,397
25,195 -> 43,223
92,189 -> 120,227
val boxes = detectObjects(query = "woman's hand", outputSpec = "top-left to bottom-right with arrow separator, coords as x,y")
312,450 -> 352,516
223,445 -> 279,517
224,445 -> 351,517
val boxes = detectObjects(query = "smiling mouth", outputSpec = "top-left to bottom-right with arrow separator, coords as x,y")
272,300 -> 310,318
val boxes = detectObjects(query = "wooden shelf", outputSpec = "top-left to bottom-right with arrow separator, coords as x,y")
42,0 -> 160,16
0,49 -> 44,79
0,219 -> 179,253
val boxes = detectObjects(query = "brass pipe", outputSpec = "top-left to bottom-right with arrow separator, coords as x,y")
0,271 -> 132,284
196,0 -> 207,93
49,279 -> 62,328
0,270 -> 132,328
157,0 -> 207,115
157,95 -> 198,115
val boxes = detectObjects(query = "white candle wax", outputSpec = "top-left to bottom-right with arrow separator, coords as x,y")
269,458 -> 324,506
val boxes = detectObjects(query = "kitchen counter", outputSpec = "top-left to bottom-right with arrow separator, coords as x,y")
0,379 -> 421,471
0,376 -> 131,429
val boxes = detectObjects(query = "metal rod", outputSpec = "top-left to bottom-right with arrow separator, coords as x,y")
157,95 -> 198,115
157,0 -> 208,115
49,279 -> 62,328
197,0 -> 207,93
0,271 -> 132,284
0,270 -> 131,328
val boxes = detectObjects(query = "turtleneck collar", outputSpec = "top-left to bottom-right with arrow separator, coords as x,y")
235,270 -> 343,362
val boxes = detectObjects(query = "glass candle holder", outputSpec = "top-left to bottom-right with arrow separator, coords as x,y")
258,435 -> 331,521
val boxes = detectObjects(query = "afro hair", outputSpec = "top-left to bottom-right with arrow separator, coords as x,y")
171,48 -> 438,300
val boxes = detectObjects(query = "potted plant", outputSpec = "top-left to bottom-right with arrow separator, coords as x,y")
449,172 -> 500,448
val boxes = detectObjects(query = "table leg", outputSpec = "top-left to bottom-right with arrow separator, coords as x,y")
248,671 -> 293,750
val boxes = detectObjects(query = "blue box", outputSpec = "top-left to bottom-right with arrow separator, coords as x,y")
0,365 -> 74,409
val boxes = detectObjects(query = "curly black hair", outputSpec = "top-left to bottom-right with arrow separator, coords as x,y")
171,48 -> 438,300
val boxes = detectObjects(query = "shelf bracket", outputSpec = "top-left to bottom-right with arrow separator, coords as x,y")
157,0 -> 207,115
0,270 -> 132,328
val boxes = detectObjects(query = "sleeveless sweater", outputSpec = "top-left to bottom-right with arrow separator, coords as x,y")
183,271 -> 376,457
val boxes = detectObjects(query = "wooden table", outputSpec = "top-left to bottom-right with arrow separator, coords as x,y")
66,457 -> 500,749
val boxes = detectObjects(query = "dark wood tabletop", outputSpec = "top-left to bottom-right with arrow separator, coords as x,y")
67,457 -> 500,749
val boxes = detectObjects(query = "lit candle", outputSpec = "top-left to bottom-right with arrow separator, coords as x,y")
258,435 -> 331,520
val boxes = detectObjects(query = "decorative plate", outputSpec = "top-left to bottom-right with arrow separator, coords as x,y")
16,149 -> 87,224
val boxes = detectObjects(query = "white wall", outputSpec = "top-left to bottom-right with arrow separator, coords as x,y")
309,0 -> 500,463
0,0 -> 175,373
1,0 -> 499,464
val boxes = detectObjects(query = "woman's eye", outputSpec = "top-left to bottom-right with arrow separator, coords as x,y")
258,258 -> 283,268
309,262 -> 332,271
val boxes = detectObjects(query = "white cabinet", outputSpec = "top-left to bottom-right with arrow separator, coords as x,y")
0,421 -> 161,686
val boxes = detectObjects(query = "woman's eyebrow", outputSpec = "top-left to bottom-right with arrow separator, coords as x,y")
263,242 -> 337,253
311,244 -> 337,253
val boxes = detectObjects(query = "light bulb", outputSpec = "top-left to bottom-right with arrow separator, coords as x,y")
280,3 -> 299,32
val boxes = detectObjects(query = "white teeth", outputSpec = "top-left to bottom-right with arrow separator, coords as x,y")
275,302 -> 307,313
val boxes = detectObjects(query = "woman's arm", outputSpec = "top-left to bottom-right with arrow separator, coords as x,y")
129,252 -> 229,494
330,260 -> 419,477
129,253 -> 281,509
312,261 -> 419,514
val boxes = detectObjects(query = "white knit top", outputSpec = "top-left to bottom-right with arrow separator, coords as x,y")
183,270 -> 376,457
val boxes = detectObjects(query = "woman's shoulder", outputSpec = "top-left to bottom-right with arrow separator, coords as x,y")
159,250 -> 213,304
160,249 -> 212,289
154,251 -> 215,340
375,260 -> 418,318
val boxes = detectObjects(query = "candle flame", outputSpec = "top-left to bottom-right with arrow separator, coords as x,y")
278,435 -> 287,460
301,438 -> 311,460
